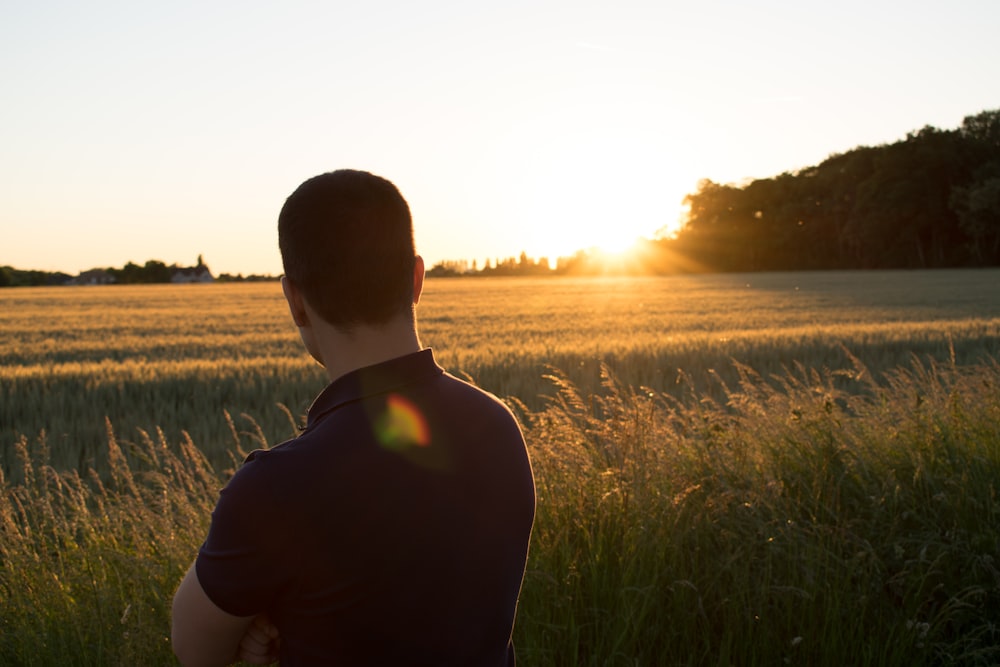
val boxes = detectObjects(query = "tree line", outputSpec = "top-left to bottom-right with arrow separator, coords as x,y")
0,256 -> 277,287
1,259 -> 197,287
0,266 -> 72,287
669,108 -> 1000,272
431,107 -> 1000,276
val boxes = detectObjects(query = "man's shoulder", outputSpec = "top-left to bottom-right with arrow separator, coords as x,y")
437,370 -> 510,405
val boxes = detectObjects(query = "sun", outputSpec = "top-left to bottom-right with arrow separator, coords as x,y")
593,232 -> 640,255
482,75 -> 710,266
526,215 -> 645,261
494,119 -> 696,263
516,169 -> 691,262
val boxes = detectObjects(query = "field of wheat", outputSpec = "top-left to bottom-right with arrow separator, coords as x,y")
2,270 -> 1000,665
3,269 -> 999,473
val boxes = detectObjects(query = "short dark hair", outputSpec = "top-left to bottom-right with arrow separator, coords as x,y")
278,170 -> 417,328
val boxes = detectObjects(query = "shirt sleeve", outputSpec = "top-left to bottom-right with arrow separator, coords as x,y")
195,454 -> 293,617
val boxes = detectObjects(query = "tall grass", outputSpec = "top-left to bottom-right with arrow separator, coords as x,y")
1,427 -> 210,665
515,353 -> 1000,665
2,353 -> 998,665
0,416 -> 269,666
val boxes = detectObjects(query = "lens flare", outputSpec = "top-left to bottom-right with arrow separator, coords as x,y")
374,393 -> 431,451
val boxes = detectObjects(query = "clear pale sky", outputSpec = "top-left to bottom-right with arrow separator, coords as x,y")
3,1 -> 998,276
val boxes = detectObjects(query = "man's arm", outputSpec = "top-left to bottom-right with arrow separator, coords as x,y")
171,563 -> 257,667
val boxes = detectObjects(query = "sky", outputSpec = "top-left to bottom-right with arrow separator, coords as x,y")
2,1 -> 999,277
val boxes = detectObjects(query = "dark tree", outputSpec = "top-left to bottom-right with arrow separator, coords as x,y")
143,260 -> 172,283
951,161 -> 1000,264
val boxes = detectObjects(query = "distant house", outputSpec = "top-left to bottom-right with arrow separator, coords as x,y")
72,269 -> 116,285
169,255 -> 215,283
170,264 -> 214,283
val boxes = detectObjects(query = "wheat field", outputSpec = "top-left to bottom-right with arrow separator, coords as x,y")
3,269 -> 999,473
2,270 -> 1000,665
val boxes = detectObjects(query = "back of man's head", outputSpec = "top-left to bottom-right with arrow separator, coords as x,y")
278,169 -> 417,329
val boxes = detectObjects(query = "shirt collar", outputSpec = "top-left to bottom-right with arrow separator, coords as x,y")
303,348 -> 443,431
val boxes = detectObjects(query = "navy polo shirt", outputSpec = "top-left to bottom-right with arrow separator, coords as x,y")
196,349 -> 535,666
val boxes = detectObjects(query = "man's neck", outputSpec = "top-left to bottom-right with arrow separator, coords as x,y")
314,316 -> 423,383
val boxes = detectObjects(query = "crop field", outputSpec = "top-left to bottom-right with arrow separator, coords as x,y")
2,269 -> 1000,665
3,269 -> 999,473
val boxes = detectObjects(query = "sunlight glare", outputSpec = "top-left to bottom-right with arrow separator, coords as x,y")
495,112 -> 698,262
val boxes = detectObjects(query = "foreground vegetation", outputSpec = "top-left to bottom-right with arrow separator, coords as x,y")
2,353 -> 998,665
518,356 -> 1000,665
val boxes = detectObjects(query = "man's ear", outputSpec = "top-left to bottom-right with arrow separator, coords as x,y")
412,256 -> 425,305
281,276 -> 310,327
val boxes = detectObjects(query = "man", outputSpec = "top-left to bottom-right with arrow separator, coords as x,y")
172,169 -> 536,665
